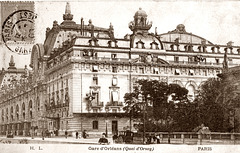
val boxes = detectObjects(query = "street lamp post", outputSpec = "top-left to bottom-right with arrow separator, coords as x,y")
138,93 -> 146,144
105,121 -> 108,138
105,107 -> 109,137
143,99 -> 146,145
138,93 -> 143,144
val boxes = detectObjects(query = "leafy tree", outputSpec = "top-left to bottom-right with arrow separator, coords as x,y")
194,77 -> 239,132
123,79 -> 198,132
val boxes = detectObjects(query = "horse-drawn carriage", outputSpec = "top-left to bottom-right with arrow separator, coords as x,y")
114,130 -> 134,144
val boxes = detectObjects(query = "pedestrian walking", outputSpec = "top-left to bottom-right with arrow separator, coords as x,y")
42,130 -> 45,140
156,135 -> 160,144
65,130 -> 68,139
76,131 -> 79,139
82,130 -> 88,139
112,133 -> 118,144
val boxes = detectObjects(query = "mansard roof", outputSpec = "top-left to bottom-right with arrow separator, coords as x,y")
159,24 -> 214,45
43,3 -> 113,57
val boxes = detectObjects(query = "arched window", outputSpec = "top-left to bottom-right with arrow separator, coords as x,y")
10,106 -> 13,121
2,109 -> 4,122
22,103 -> 25,120
16,105 -> 19,120
37,97 -> 40,111
29,100 -> 33,119
187,85 -> 195,102
6,108 -> 8,121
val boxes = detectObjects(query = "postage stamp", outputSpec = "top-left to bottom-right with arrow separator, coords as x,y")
1,1 -> 36,55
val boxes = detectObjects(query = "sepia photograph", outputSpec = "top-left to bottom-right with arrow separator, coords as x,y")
0,0 -> 240,153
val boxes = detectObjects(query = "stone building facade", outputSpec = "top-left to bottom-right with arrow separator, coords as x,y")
1,3 -> 240,136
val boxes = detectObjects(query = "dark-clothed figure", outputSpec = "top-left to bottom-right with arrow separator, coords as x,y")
98,134 -> 109,145
112,133 -> 118,144
42,130 -> 45,140
156,135 -> 160,144
82,130 -> 88,139
65,130 -> 68,139
76,131 -> 79,139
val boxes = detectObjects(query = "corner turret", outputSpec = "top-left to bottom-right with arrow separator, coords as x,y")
129,8 -> 152,35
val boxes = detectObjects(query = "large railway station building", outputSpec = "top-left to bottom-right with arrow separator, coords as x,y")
1,3 -> 240,136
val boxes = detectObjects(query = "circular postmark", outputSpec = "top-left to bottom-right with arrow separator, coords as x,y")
2,10 -> 37,55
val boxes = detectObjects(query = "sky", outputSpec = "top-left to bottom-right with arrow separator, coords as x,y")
1,0 -> 240,69
35,0 -> 240,45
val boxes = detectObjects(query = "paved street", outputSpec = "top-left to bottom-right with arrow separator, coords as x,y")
0,135 -> 112,144
1,135 -> 240,145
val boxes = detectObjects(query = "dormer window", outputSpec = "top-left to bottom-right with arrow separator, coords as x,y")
153,68 -> 159,74
89,39 -> 99,46
108,40 -> 117,47
150,41 -> 159,49
198,46 -> 202,52
89,40 -> 93,46
92,65 -> 98,72
139,67 -> 144,74
211,47 -> 215,53
136,40 -> 145,49
175,69 -> 180,75
189,69 -> 194,76
237,49 -> 240,54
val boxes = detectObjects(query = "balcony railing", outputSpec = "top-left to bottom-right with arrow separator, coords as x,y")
91,102 -> 104,108
169,60 -> 240,67
46,103 -> 69,110
106,102 -> 123,107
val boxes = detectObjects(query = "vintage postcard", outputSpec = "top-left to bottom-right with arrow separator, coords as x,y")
0,0 -> 240,153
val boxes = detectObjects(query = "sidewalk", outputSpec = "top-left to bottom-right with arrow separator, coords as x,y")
0,135 -> 114,144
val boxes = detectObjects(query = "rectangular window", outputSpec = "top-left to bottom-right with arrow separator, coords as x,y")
174,56 -> 179,63
112,77 -> 117,86
112,66 -> 117,73
112,91 -> 119,103
92,92 -> 99,105
93,109 -> 98,113
203,70 -> 207,76
93,121 -> 98,129
139,68 -> 144,74
112,109 -> 117,113
188,56 -> 194,63
93,76 -> 98,85
92,65 -> 98,72
66,79 -> 68,87
215,58 -> 219,64
111,54 -> 117,59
